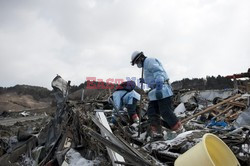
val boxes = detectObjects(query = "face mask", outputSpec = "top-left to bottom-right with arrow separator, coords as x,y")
137,62 -> 142,68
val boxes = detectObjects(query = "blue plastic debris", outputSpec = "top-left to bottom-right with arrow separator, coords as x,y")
207,118 -> 227,128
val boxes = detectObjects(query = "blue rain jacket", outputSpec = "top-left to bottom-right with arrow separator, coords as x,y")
112,90 -> 140,110
143,57 -> 173,101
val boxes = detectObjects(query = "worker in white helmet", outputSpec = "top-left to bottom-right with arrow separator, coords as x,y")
131,51 -> 182,139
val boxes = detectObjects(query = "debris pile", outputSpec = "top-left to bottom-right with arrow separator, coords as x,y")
0,75 -> 250,166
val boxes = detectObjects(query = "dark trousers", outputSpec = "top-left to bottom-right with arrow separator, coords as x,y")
147,96 -> 179,129
126,98 -> 138,117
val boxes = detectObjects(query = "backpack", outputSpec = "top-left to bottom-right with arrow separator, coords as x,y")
115,81 -> 136,92
109,81 -> 136,107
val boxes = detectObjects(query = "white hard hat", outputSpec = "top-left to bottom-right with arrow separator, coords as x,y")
131,51 -> 143,65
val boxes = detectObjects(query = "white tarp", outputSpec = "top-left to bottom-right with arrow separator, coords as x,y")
180,89 -> 234,103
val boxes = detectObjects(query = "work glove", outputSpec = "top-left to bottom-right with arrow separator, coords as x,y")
139,78 -> 145,83
155,90 -> 163,99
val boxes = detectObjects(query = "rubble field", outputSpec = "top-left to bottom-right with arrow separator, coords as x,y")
0,75 -> 250,166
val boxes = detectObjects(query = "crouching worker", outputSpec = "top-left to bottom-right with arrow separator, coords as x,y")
131,51 -> 182,139
109,81 -> 140,124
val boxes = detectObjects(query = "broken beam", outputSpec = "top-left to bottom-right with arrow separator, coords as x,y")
81,125 -> 153,166
228,101 -> 246,108
181,94 -> 241,124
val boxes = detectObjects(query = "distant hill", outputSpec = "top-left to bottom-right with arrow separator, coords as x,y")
0,85 -> 53,101
171,75 -> 234,91
0,85 -> 53,113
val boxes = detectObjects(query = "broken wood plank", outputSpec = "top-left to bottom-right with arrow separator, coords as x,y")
212,108 -> 223,113
96,111 -> 125,166
181,94 -> 241,124
225,111 -> 242,121
228,101 -> 246,108
211,112 -> 217,117
213,106 -> 234,119
81,125 -> 153,166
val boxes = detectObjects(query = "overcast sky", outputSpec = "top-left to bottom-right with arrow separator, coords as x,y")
0,0 -> 249,89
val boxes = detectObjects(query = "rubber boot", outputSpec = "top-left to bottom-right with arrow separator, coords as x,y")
150,125 -> 163,141
171,121 -> 183,133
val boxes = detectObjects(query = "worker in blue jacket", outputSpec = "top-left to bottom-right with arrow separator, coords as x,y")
131,51 -> 182,138
111,81 -> 140,123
